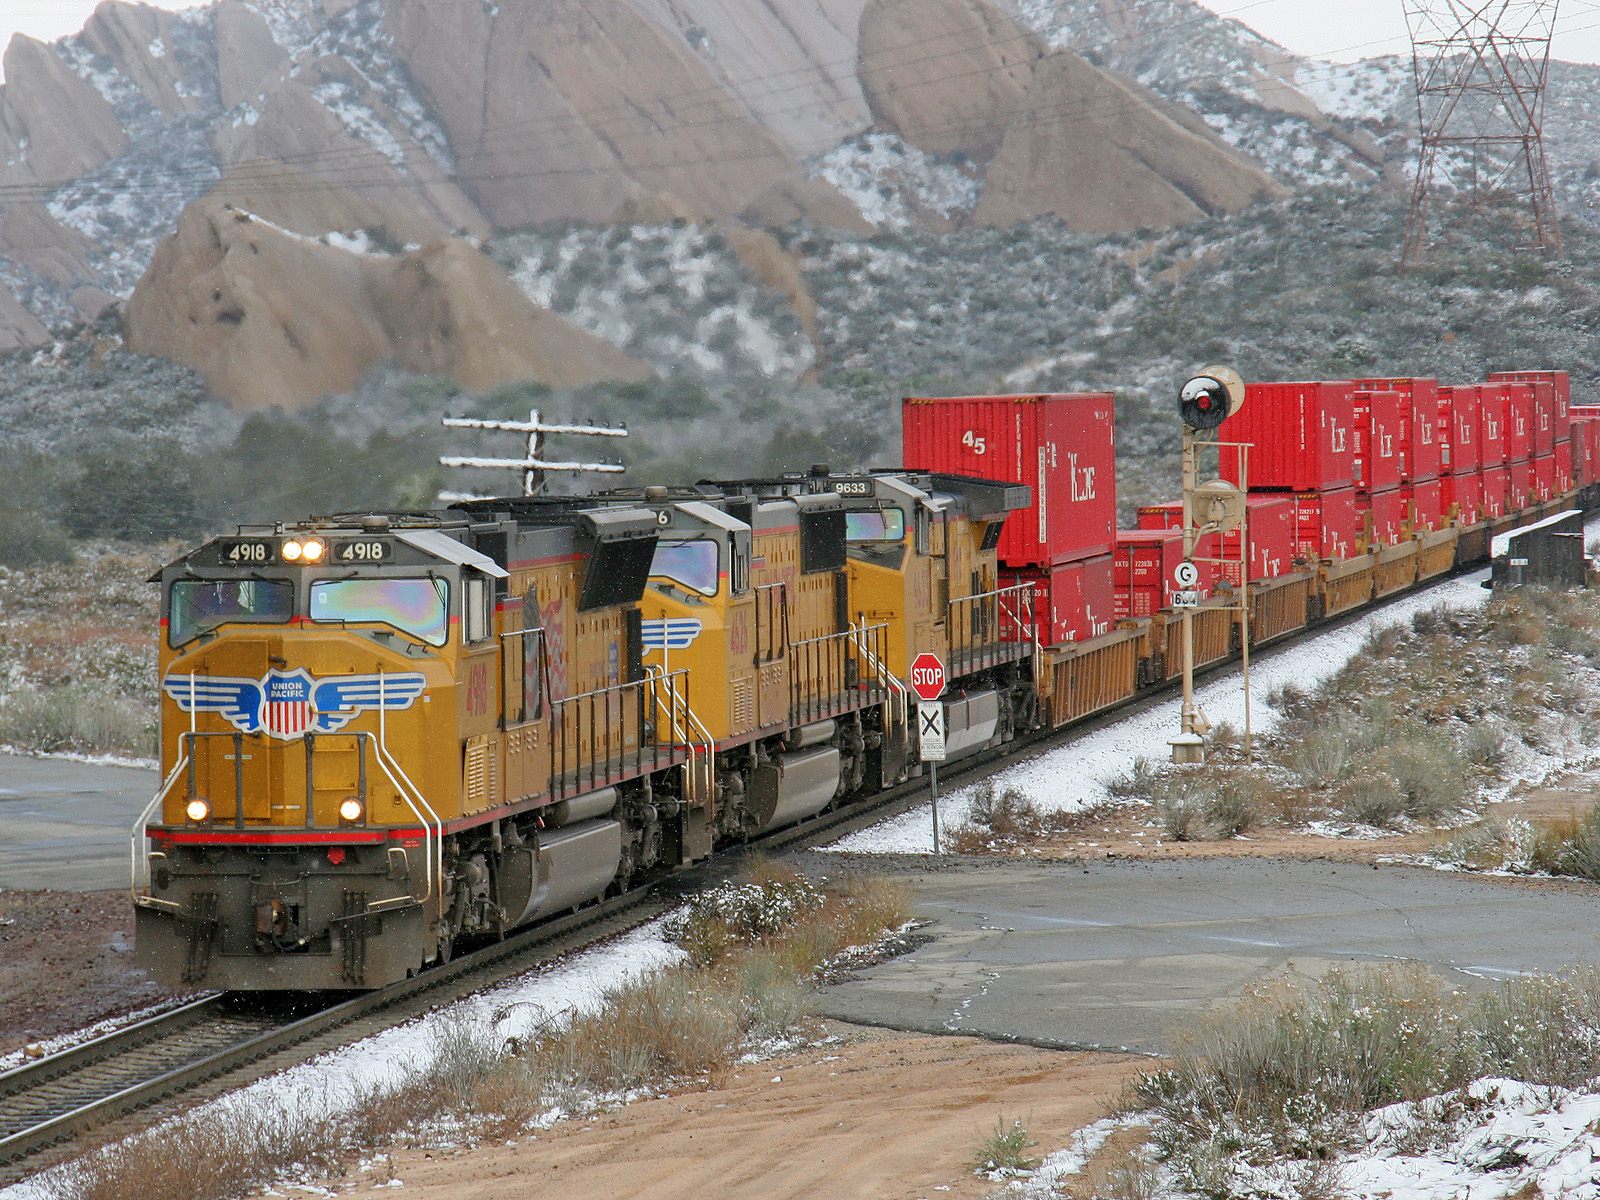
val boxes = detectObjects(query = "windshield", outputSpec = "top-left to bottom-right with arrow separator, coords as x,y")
310,578 -> 450,645
169,579 -> 294,647
650,539 -> 719,595
845,509 -> 906,543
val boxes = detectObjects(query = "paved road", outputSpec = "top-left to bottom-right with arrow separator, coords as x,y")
0,754 -> 158,891
815,857 -> 1600,1054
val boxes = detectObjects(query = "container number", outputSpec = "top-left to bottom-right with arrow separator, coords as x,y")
336,541 -> 390,562
962,430 -> 987,455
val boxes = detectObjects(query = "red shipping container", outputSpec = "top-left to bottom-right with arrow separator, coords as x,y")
1114,529 -> 1185,590
1525,380 -> 1557,456
1219,380 -> 1356,491
1220,494 -> 1297,583
1437,384 -> 1481,474
1353,388 -> 1403,491
1402,478 -> 1443,531
1003,555 -> 1116,647
1481,465 -> 1508,518
1507,459 -> 1533,510
1359,488 -> 1407,548
1442,472 -> 1483,526
1555,442 -> 1573,494
902,393 -> 1117,568
1356,377 -> 1441,481
1135,503 -> 1224,588
1571,414 -> 1600,488
1532,454 -> 1555,502
1499,382 -> 1534,461
1479,385 -> 1506,469
1289,488 -> 1359,560
1489,370 -> 1570,439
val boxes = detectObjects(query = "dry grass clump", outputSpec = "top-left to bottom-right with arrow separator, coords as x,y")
1108,762 -> 1277,841
0,682 -> 156,757
947,782 -> 1118,852
1135,963 -> 1600,1196
1432,804 -> 1600,883
44,865 -> 913,1200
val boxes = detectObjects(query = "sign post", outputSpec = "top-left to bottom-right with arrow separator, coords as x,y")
910,652 -> 947,854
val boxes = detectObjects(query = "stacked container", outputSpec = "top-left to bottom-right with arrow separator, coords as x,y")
1491,370 -> 1572,506
1287,490 -> 1359,560
902,393 -> 1118,645
1112,528 -> 1185,618
1356,377 -> 1442,536
1218,380 -> 1359,567
1136,502 -> 1222,591
1219,495 -> 1297,583
1437,383 -> 1484,526
1350,386 -> 1405,547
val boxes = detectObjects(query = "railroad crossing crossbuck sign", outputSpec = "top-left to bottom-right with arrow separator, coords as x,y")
918,701 -> 946,762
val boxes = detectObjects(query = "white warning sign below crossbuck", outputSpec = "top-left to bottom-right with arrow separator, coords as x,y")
917,701 -> 946,762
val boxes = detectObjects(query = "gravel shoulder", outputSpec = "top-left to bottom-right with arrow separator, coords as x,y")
0,888 -> 176,1060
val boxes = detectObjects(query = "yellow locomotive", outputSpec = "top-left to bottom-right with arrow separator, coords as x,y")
134,469 -> 1033,990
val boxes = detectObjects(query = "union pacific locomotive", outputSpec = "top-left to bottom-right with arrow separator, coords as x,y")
136,374 -> 1594,991
136,468 -> 1035,988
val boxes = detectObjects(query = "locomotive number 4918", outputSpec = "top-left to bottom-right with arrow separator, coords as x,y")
335,541 -> 390,562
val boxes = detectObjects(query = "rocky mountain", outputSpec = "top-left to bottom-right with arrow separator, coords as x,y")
0,0 -> 1286,407
0,0 -> 1597,414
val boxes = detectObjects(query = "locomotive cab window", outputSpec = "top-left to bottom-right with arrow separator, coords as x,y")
845,509 -> 905,542
309,578 -> 449,646
650,539 -> 719,596
168,578 -> 294,647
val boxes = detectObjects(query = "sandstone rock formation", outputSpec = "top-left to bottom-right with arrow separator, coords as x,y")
124,193 -> 650,412
859,0 -> 1284,231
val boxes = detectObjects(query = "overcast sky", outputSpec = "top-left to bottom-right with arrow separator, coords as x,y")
1,0 -> 1598,82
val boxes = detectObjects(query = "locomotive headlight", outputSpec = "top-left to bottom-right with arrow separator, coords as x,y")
338,796 -> 365,825
185,797 -> 211,823
300,537 -> 326,563
281,539 -> 304,562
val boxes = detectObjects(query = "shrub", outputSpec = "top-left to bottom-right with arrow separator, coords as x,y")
665,869 -> 825,966
971,1116 -> 1038,1175
0,682 -> 156,757
0,506 -> 73,566
966,782 -> 1043,837
1385,736 -> 1468,821
1334,770 -> 1405,827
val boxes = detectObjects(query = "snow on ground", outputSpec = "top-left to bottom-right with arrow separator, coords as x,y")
0,921 -> 685,1200
1337,1077 -> 1600,1200
829,569 -> 1494,855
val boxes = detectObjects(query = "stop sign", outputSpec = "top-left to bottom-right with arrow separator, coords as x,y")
910,652 -> 946,702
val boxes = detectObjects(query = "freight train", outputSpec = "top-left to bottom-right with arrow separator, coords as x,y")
134,369 -> 1592,990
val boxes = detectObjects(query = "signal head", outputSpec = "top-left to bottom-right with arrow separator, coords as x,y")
1179,365 -> 1244,431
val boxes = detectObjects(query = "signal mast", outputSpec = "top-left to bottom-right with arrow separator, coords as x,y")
438,409 -> 628,500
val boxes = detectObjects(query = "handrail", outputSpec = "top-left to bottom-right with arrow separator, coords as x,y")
947,582 -> 1034,674
788,623 -> 887,725
644,666 -> 713,807
131,754 -> 190,902
850,621 -> 907,740
374,670 -> 441,914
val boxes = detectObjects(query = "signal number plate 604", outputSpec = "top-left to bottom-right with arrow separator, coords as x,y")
335,540 -> 391,563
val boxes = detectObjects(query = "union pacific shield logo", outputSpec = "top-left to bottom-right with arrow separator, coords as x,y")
162,669 -> 427,741
264,669 -> 315,738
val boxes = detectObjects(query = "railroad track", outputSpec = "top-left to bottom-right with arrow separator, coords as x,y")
0,559 -> 1494,1186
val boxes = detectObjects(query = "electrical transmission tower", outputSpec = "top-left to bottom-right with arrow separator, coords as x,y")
1401,0 -> 1562,268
